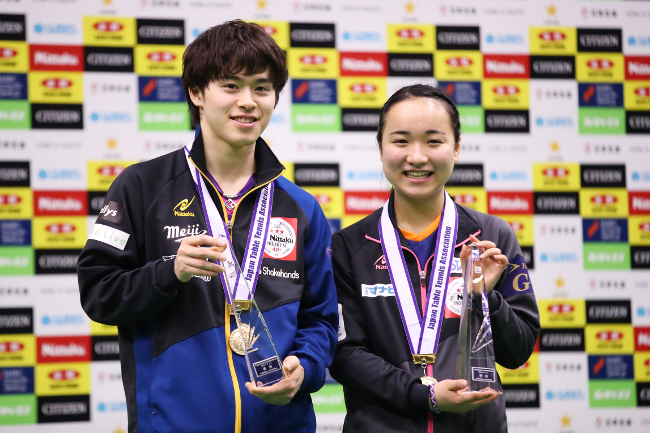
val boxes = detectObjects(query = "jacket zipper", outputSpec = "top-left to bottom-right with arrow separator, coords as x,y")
190,158 -> 284,433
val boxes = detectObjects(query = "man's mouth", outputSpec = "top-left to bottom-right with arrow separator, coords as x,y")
231,116 -> 258,124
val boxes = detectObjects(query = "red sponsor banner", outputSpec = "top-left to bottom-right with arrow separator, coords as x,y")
37,336 -> 91,363
344,191 -> 390,215
625,56 -> 650,80
487,192 -> 534,215
340,52 -> 387,77
29,44 -> 84,72
629,192 -> 650,215
483,55 -> 530,79
33,191 -> 87,216
635,327 -> 650,351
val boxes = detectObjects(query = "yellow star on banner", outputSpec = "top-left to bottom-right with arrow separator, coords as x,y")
107,137 -> 118,149
555,275 -> 565,290
560,413 -> 571,428
103,0 -> 113,5
112,428 -> 125,433
404,2 -> 415,13
550,140 -> 560,153
257,0 -> 267,10
546,3 -> 557,17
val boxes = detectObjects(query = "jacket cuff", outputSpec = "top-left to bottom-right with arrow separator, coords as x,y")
487,289 -> 503,314
408,382 -> 432,413
296,356 -> 318,394
156,258 -> 186,294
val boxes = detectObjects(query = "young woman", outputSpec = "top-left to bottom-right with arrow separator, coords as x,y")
330,85 -> 540,433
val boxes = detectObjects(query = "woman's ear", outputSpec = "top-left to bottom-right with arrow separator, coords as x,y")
454,138 -> 461,163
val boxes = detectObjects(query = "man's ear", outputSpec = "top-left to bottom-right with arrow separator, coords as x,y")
188,87 -> 203,107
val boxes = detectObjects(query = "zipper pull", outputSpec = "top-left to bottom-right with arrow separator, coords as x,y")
420,270 -> 427,286
226,220 -> 233,235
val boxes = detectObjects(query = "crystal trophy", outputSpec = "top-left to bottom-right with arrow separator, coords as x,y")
220,238 -> 285,387
455,243 -> 502,394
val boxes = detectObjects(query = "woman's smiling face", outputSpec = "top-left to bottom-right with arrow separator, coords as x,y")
380,97 -> 460,203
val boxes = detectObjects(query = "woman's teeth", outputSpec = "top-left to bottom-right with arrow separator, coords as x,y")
233,117 -> 255,123
405,171 -> 431,179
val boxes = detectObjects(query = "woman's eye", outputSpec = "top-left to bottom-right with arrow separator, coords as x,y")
256,87 -> 270,92
224,83 -> 238,89
393,139 -> 407,144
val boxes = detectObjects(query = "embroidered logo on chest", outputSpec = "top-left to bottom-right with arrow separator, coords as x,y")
264,217 -> 297,261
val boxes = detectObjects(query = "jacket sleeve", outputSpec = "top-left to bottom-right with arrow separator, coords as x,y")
484,218 -> 540,369
328,232 -> 431,415
291,202 -> 339,395
77,166 -> 185,326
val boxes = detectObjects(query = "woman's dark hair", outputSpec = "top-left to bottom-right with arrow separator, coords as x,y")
376,84 -> 461,147
182,20 -> 288,127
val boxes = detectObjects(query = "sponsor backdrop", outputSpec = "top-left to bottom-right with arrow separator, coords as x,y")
1,0 -> 650,432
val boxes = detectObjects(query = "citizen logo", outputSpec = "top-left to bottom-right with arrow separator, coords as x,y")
586,300 -> 630,324
32,104 -> 83,129
290,23 -> 335,48
447,164 -> 483,187
436,26 -> 480,50
138,26 -> 182,39
534,193 -> 579,214
85,47 -> 134,73
87,53 -> 130,66
0,14 -> 25,40
578,29 -> 622,52
539,328 -> 585,351
580,165 -> 625,188
502,384 -> 540,408
341,109 -> 379,132
38,395 -> 90,422
0,308 -> 33,333
530,56 -> 575,79
0,20 -> 23,35
485,110 -> 529,133
632,247 -> 650,269
388,54 -> 433,77
0,161 -> 29,187
92,336 -> 120,361
36,251 -> 80,274
627,112 -> 650,133
294,163 -> 339,187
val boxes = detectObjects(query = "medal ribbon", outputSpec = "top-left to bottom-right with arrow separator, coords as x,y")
379,192 -> 458,354
183,141 -> 273,302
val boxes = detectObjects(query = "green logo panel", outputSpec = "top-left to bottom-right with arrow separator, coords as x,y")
458,106 -> 484,134
589,380 -> 636,408
579,108 -> 625,135
139,103 -> 190,131
291,104 -> 341,132
0,247 -> 34,276
311,383 -> 346,413
583,243 -> 630,270
0,395 -> 37,425
0,101 -> 30,130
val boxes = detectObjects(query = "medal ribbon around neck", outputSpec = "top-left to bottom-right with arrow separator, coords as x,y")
379,191 -> 458,355
183,141 -> 273,302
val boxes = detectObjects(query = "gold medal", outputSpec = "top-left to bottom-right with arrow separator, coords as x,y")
420,376 -> 438,386
229,324 -> 260,355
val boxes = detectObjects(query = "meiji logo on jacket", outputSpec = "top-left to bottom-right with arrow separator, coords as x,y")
98,200 -> 123,224
264,218 -> 297,261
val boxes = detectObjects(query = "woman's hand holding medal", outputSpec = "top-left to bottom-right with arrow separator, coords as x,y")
460,234 -> 509,293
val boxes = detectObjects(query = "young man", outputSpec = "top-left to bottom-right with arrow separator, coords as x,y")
78,20 -> 338,433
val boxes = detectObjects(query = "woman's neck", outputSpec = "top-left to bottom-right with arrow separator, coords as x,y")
394,189 -> 445,235
201,124 -> 256,196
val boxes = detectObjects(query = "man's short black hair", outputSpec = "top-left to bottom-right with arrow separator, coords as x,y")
182,20 -> 288,127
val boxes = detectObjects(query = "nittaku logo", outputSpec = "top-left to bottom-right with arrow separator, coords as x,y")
41,342 -> 85,357
485,59 -> 526,75
38,196 -> 82,212
341,57 -> 383,72
33,51 -> 79,67
374,255 -> 387,270
172,197 -> 195,217
163,224 -> 207,242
